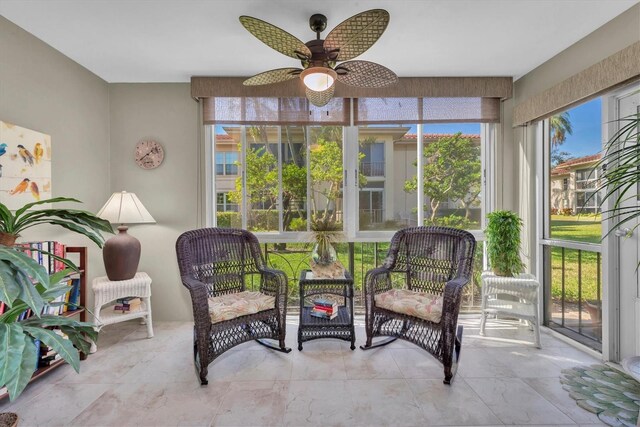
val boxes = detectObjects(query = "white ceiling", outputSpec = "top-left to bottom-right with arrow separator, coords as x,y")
1,0 -> 637,83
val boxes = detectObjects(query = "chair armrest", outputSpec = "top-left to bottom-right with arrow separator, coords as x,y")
364,267 -> 393,309
441,276 -> 469,325
181,276 -> 211,326
259,268 -> 288,314
259,268 -> 288,296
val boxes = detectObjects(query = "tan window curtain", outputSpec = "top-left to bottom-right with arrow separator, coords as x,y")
354,97 -> 501,124
513,41 -> 640,126
203,97 -> 350,125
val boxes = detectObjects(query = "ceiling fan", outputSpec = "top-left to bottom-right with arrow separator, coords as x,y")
240,9 -> 398,107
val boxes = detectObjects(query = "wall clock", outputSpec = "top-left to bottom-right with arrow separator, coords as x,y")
135,140 -> 164,169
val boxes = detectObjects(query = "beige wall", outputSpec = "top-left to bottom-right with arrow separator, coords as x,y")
0,15 -> 199,321
514,3 -> 640,106
109,84 -> 199,321
0,16 -> 111,306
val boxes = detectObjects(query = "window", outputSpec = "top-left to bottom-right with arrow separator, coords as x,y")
419,125 -> 483,231
357,125 -> 415,231
359,184 -> 384,227
215,152 -> 238,175
216,192 -> 238,212
360,142 -> 385,177
542,97 -> 603,348
208,118 -> 491,240
210,125 -> 344,233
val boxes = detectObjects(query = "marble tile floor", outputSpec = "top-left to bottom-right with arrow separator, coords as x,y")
0,316 -> 607,427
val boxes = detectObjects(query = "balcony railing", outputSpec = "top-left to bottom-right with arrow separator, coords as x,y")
360,161 -> 385,177
257,241 -> 484,314
542,239 -> 602,350
360,209 -> 384,225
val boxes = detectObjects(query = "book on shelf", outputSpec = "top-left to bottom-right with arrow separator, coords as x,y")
113,297 -> 142,313
311,298 -> 339,319
309,307 -> 338,320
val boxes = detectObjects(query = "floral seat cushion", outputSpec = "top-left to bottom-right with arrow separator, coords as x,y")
207,291 -> 275,324
374,288 -> 443,323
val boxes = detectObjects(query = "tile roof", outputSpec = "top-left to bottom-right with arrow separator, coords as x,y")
551,153 -> 601,175
402,133 -> 481,140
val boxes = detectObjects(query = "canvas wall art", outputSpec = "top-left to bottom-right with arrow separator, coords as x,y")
0,121 -> 52,210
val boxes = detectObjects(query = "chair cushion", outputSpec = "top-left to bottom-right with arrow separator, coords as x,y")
207,291 -> 275,324
374,289 -> 443,323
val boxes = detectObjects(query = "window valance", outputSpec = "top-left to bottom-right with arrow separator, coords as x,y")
354,97 -> 501,124
513,41 -> 640,126
202,97 -> 350,125
196,76 -> 510,125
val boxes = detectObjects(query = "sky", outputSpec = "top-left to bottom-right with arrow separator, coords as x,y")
553,98 -> 602,158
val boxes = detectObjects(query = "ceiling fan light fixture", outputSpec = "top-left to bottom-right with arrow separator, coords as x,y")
300,67 -> 337,92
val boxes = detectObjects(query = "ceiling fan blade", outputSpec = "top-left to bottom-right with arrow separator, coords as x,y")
306,85 -> 335,107
240,16 -> 311,60
324,9 -> 390,61
335,61 -> 398,88
243,68 -> 302,86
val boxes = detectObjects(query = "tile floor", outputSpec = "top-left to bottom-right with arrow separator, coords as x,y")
0,316 -> 606,426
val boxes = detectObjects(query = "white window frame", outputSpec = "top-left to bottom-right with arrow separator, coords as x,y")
206,122 -> 496,244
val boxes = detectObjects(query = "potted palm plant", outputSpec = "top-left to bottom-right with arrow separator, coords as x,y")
486,210 -> 524,277
0,197 -> 112,406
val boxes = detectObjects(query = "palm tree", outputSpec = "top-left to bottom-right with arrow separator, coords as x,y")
550,112 -> 573,147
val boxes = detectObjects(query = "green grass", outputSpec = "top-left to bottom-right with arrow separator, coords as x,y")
549,215 -> 602,302
550,215 -> 601,244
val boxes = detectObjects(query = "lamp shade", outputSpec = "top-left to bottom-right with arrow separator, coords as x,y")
300,67 -> 337,92
97,191 -> 155,225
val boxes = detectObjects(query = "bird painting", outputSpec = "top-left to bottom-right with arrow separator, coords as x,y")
33,142 -> 44,164
30,181 -> 40,201
17,144 -> 34,166
0,143 -> 7,157
9,178 -> 30,195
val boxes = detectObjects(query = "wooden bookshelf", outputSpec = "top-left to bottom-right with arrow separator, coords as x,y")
0,245 -> 88,400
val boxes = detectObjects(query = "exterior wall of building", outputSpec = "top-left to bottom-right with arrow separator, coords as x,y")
549,159 -> 600,214
550,174 -> 572,212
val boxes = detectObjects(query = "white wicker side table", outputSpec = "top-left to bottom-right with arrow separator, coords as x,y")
480,271 -> 541,348
91,272 -> 153,353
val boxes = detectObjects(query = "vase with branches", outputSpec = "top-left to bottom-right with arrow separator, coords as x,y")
310,215 -> 344,279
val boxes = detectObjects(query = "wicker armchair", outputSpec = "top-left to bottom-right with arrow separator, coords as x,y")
362,226 -> 476,384
176,228 -> 291,385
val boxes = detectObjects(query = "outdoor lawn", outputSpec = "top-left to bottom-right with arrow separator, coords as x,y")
549,215 -> 602,330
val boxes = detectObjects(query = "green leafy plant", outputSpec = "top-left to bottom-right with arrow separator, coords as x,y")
486,210 -> 524,277
593,101 -> 640,240
0,197 -> 113,246
0,197 -> 112,401
0,252 -> 97,401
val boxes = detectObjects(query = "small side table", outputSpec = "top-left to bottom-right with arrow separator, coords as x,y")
480,271 -> 541,348
298,269 -> 355,351
91,272 -> 154,353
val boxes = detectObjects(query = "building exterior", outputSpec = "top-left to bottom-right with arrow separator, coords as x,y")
550,154 -> 601,214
